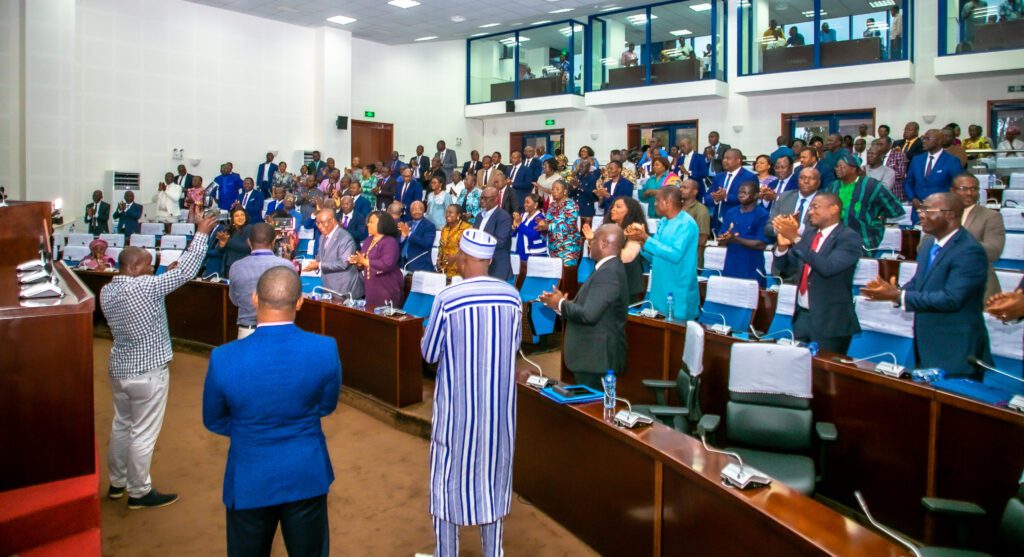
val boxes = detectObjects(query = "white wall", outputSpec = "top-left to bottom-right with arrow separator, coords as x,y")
351,38 -> 482,162
0,0 -> 21,200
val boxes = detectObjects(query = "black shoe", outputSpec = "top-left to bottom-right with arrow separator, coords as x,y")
108,485 -> 126,500
127,489 -> 179,510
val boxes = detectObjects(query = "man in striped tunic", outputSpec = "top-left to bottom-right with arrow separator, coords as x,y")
422,229 -> 523,557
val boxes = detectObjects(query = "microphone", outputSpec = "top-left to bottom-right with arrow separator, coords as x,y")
611,396 -> 653,428
748,325 -> 796,345
311,286 -> 359,307
756,269 -> 783,292
854,491 -> 924,557
520,349 -> 550,388
202,272 -> 221,283
967,357 -> 1024,411
701,310 -> 732,335
836,352 -> 905,378
628,299 -> 661,319
402,250 -> 430,273
700,432 -> 771,490
374,299 -> 407,316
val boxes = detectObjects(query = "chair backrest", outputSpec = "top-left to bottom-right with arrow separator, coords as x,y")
105,247 -> 122,263
520,257 -> 563,301
702,246 -> 726,272
646,218 -> 659,234
853,258 -> 879,292
160,235 -> 187,250
984,314 -> 1024,395
699,275 -> 759,332
430,247 -> 438,266
67,233 -> 95,247
63,245 -> 90,264
766,284 -> 797,337
1010,173 -> 1024,189
682,321 -> 704,378
997,270 -> 1024,294
99,233 -> 124,248
726,343 -> 814,451
156,249 -> 183,273
847,297 -> 915,368
877,227 -> 902,251
170,222 -> 195,236
140,222 -> 164,236
576,256 -> 595,284
129,234 -> 157,248
1000,484 -> 1024,555
898,261 -> 917,286
1004,189 -> 1024,206
886,206 -> 913,226
997,233 -> 1024,269
1002,209 -> 1024,233
433,230 -> 442,247
404,271 -> 447,319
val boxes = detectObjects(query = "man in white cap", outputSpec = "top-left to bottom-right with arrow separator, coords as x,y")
421,229 -> 523,557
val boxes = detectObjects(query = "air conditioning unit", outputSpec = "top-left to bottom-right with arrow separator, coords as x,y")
108,171 -> 141,193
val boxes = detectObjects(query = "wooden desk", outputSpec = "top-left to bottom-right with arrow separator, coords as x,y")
972,20 -> 1024,52
489,76 -> 563,101
608,317 -> 1024,543
514,383 -> 904,556
607,58 -> 702,89
763,45 -> 813,73
821,37 -> 882,67
75,270 -> 425,407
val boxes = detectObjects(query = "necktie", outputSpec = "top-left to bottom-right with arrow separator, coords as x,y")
342,214 -> 349,228
796,197 -> 807,220
484,169 -> 490,185
924,155 -> 934,178
723,173 -> 733,195
401,182 -> 409,201
925,242 -> 941,272
798,232 -> 823,296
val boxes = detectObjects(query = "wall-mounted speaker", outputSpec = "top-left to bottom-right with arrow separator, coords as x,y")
505,101 -> 515,113
336,116 -> 348,130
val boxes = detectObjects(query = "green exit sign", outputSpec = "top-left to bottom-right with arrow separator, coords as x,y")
364,111 -> 376,117
545,119 -> 556,126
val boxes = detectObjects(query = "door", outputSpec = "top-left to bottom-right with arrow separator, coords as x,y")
989,100 -> 1024,147
510,129 -> 565,156
351,120 -> 394,166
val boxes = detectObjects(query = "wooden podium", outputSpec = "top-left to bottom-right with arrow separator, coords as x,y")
0,201 -> 99,556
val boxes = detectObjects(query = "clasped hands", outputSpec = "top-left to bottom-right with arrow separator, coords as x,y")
624,222 -> 648,243
346,251 -> 369,268
771,214 -> 801,248
986,290 -> 1024,323
538,286 -> 566,311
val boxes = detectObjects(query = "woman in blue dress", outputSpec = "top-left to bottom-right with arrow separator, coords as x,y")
569,158 -> 598,226
717,181 -> 769,286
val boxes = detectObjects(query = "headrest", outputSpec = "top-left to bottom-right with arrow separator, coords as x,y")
775,284 -> 797,317
855,296 -> 914,338
729,343 -> 812,399
683,321 -> 704,377
853,258 -> 879,286
985,314 -> 1024,360
705,275 -> 759,309
526,256 -> 563,279
158,250 -> 183,267
411,271 -> 448,296
898,262 -> 917,286
878,227 -> 902,251
703,246 -> 726,271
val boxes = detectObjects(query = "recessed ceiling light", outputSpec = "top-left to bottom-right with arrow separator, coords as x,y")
415,36 -> 438,41
600,6 -> 621,11
387,0 -> 420,8
802,9 -> 827,17
868,0 -> 895,7
533,20 -> 552,25
690,3 -> 712,12
670,29 -> 693,36
626,14 -> 657,25
326,15 -> 356,25
450,15 -> 466,22
549,8 -> 573,14
480,22 -> 501,28
470,32 -> 488,37
559,24 -> 584,36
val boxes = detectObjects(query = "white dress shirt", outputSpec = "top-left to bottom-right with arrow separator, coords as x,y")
899,228 -> 958,309
478,206 -> 498,231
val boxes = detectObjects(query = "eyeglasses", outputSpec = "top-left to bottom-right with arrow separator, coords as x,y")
918,208 -> 954,216
953,186 -> 979,192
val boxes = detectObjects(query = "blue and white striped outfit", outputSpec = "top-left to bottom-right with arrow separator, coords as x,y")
421,276 -> 522,556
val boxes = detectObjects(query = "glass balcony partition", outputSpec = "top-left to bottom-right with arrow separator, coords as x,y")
941,0 -> 1024,55
588,0 -> 725,91
738,0 -> 909,76
466,21 -> 585,104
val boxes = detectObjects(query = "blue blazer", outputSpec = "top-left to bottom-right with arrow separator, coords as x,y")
674,153 -> 709,194
265,199 -> 284,217
572,172 -> 599,218
475,208 -> 514,280
338,210 -> 367,244
903,150 -> 962,211
396,180 -> 424,216
599,177 -> 634,213
402,218 -> 436,271
203,323 -> 341,510
353,196 -> 371,217
523,158 -> 543,183
704,167 -> 756,220
761,173 -> 799,210
240,190 -> 264,224
508,163 -> 534,193
256,162 -> 278,196
114,203 -> 143,235
903,228 -> 991,378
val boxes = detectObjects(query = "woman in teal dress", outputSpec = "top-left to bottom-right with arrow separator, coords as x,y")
359,166 -> 378,209
537,181 -> 581,266
639,157 -> 681,217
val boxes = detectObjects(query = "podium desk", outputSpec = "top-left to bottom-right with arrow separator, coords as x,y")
589,316 -> 1024,543
76,270 -> 424,407
514,382 -> 903,557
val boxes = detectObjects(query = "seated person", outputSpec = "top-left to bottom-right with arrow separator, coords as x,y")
79,238 -> 117,271
717,181 -> 769,286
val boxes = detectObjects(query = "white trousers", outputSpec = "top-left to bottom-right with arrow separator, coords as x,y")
108,366 -> 169,498
237,326 -> 255,340
433,517 -> 503,557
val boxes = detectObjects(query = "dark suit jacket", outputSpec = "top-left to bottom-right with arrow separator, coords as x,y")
772,223 -> 862,339
599,178 -> 634,213
522,157 -> 543,182
704,167 -> 756,220
507,163 -> 533,193
338,211 -> 367,244
402,218 -> 436,272
114,202 -> 143,235
497,186 -> 516,215
396,180 -> 424,216
240,189 -> 265,224
761,173 -> 798,211
176,174 -> 194,208
893,137 -> 924,161
903,228 -> 991,377
903,150 -> 962,204
256,162 -> 278,196
203,323 -> 340,509
86,200 -> 110,234
462,160 -> 483,175
562,257 -> 630,376
709,142 -> 731,173
674,152 -> 709,194
764,189 -> 815,242
474,208 -> 513,280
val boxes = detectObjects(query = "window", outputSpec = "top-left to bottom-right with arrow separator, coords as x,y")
588,1 -> 725,91
467,22 -> 585,104
940,0 -> 1024,56
627,121 -> 699,151
738,0 -> 908,76
782,110 -> 875,143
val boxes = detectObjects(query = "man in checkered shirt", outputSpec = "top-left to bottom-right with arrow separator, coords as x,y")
100,213 -> 217,509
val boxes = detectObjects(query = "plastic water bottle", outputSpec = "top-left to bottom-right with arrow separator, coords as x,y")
988,174 -> 996,189
602,370 -> 616,411
807,342 -> 819,357
911,368 -> 946,383
665,292 -> 675,322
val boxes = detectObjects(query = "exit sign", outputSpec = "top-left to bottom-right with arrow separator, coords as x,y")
1010,85 -> 1024,93
364,111 -> 376,117
545,119 -> 556,126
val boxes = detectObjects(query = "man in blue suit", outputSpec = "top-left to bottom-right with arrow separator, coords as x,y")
506,151 -> 533,210
522,145 -> 543,183
203,266 -> 340,556
337,196 -> 368,244
704,148 -> 756,226
214,163 -> 244,210
595,160 -> 634,214
238,178 -> 265,224
903,129 -> 962,223
396,168 -> 424,220
255,152 -> 278,198
862,192 -> 991,378
760,155 -> 798,210
113,191 -> 143,235
474,186 -> 514,281
400,200 -> 436,272
673,138 -> 708,197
